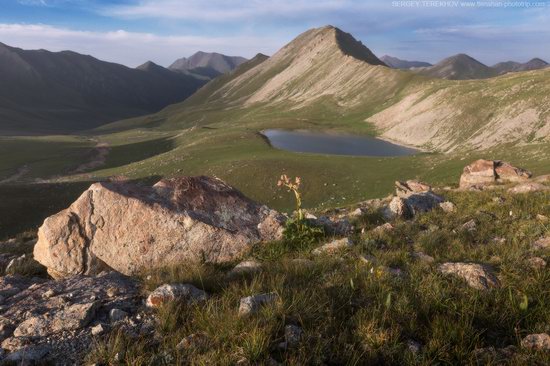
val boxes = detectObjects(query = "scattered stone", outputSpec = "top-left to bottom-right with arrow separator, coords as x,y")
508,182 -> 549,194
533,174 -> 550,183
42,289 -> 55,299
146,284 -> 207,308
359,254 -> 378,266
537,214 -> 549,222
532,237 -> 550,251
176,332 -> 210,351
238,292 -> 279,316
395,180 -> 432,196
313,216 -> 353,236
521,333 -> 550,351
14,302 -> 98,337
91,323 -> 107,336
5,254 -> 45,276
0,272 -> 140,364
459,160 -> 531,189
312,238 -> 353,255
109,308 -> 128,323
406,339 -> 421,354
438,262 -> 500,290
461,219 -> 477,232
289,258 -> 315,268
34,176 -> 286,278
492,237 -> 506,245
227,260 -> 262,278
412,252 -> 435,264
439,201 -> 456,213
527,257 -> 547,270
384,197 -> 412,220
4,344 -> 51,363
350,208 -> 364,217
371,223 -> 394,234
472,345 -> 517,363
284,325 -> 303,348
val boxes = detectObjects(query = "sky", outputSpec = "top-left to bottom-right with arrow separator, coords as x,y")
1,0 -> 549,67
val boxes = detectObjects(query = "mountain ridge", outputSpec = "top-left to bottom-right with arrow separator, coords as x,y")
0,43 -> 207,133
380,55 -> 432,69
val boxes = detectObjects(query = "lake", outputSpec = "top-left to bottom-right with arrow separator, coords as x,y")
262,129 -> 419,157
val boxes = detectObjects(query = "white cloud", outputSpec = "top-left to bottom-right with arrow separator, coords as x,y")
0,23 -> 285,67
102,0 -> 376,21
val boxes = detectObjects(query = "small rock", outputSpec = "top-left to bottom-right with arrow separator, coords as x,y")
508,182 -> 549,194
371,223 -> 394,235
359,254 -> 378,265
384,197 -> 412,220
350,208 -> 364,217
472,345 -> 516,363
109,308 -> 128,323
396,180 -> 432,195
312,238 -> 353,255
227,260 -> 262,278
114,351 -> 124,362
91,323 -> 107,336
39,290 -> 54,301
406,339 -> 421,354
5,344 -> 51,363
146,284 -> 208,308
527,257 -> 547,270
492,237 -> 506,245
461,219 -> 477,232
438,262 -> 500,290
285,325 -> 303,348
412,252 -> 434,264
238,292 -> 279,316
532,237 -> 550,250
439,201 -> 456,213
176,332 -> 209,351
521,333 -> 550,351
106,287 -> 119,297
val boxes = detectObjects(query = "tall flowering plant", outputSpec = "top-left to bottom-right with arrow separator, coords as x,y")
277,174 -> 303,221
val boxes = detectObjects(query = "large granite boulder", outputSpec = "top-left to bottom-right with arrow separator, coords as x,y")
34,176 -> 285,278
459,160 -> 531,189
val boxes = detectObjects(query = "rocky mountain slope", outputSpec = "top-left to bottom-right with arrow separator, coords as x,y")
380,55 -> 432,69
0,43 -> 207,134
169,51 -> 247,79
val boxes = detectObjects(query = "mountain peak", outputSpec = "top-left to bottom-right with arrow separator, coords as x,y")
169,52 -> 247,75
136,60 -> 163,71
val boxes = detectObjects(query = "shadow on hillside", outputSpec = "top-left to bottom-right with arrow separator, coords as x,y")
98,137 -> 176,171
0,176 -> 161,240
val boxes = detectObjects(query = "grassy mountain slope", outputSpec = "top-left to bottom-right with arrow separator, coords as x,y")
0,42 -> 207,133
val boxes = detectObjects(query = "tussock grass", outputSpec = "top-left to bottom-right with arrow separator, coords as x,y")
86,187 -> 550,365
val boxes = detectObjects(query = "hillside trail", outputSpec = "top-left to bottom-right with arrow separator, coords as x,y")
0,165 -> 30,184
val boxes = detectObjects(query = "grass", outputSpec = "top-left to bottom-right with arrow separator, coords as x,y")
84,185 -> 550,365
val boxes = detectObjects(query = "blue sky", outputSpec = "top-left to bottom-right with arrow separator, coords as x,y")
1,0 -> 549,67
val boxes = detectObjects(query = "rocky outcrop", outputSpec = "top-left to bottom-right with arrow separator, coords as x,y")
438,262 -> 500,290
0,272 -> 142,363
383,180 -> 446,219
508,182 -> 549,194
34,176 -> 286,278
459,160 -> 531,189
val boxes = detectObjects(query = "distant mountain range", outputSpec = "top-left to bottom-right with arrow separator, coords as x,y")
169,51 -> 247,80
380,55 -> 432,69
382,53 -> 548,80
493,58 -> 549,75
0,42 -> 209,133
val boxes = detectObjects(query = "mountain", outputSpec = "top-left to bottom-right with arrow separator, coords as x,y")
0,43 -> 207,134
380,55 -> 432,69
415,54 -> 497,80
169,52 -> 247,79
493,58 -> 549,75
106,25 -> 550,155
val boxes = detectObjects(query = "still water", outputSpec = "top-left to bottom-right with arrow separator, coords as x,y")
262,129 -> 419,157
